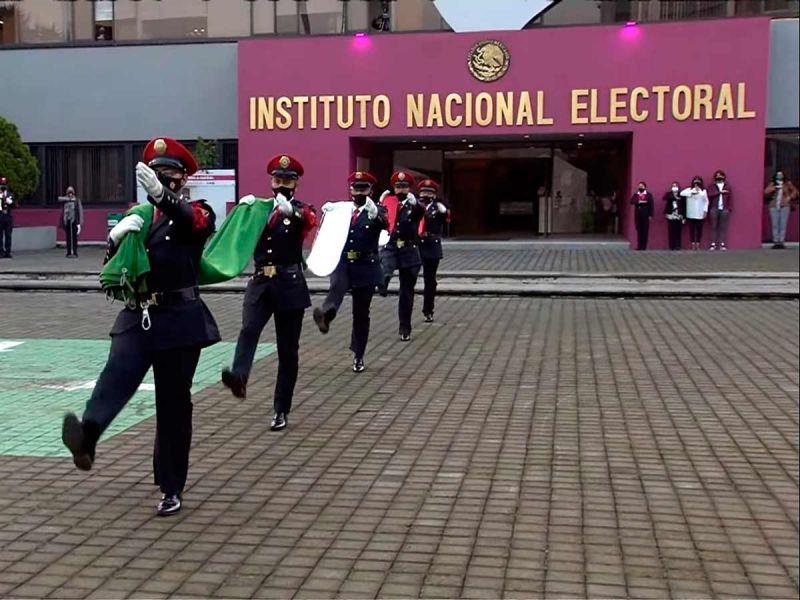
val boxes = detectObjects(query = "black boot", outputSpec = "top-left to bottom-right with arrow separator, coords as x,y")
221,368 -> 247,398
61,413 -> 97,471
270,412 -> 287,431
313,307 -> 329,334
157,494 -> 182,516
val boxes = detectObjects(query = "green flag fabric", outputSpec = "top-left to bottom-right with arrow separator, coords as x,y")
98,198 -> 274,301
198,198 -> 273,285
99,203 -> 154,304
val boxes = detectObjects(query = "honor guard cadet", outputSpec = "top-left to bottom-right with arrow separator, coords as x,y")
418,179 -> 449,322
221,154 -> 316,431
379,171 -> 425,341
312,171 -> 388,372
0,176 -> 14,258
62,137 -> 219,516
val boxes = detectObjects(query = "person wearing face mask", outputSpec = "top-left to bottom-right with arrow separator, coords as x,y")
0,177 -> 14,259
629,181 -> 654,251
417,178 -> 449,322
313,171 -> 388,373
379,171 -> 425,342
221,155 -> 317,431
680,176 -> 709,250
707,170 -> 733,251
663,181 -> 686,251
59,186 -> 84,258
61,137 -> 219,517
764,170 -> 798,249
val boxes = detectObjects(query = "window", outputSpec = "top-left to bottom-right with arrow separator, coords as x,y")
276,0 -> 299,34
765,130 -> 800,190
298,0 -> 345,34
392,0 -> 448,31
1,0 -> 72,44
114,0 -> 248,41
44,146 -> 126,205
94,0 -> 114,41
253,0 -> 276,35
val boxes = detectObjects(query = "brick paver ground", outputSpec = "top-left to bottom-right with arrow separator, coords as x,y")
0,291 -> 797,599
1,245 -> 798,276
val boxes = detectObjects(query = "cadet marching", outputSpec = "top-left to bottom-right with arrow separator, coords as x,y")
61,143 -> 449,516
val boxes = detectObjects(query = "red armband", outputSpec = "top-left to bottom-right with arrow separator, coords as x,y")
191,203 -> 211,232
301,205 -> 318,238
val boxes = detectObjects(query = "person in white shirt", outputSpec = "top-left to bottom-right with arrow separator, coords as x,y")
680,176 -> 709,251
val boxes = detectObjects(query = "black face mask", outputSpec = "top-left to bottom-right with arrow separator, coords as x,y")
273,186 -> 295,199
156,171 -> 185,193
352,194 -> 368,207
638,186 -> 645,192
396,191 -> 408,201
715,177 -> 725,182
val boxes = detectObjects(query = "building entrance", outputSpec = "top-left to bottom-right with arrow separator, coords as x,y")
356,135 -> 630,239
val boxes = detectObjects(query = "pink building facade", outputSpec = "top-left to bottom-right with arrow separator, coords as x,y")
238,17 -> 775,249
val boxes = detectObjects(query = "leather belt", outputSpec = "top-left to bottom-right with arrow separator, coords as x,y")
139,286 -> 199,307
255,264 -> 301,278
346,250 -> 377,260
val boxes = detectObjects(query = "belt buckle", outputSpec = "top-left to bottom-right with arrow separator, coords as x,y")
347,250 -> 359,260
263,265 -> 278,278
397,240 -> 405,248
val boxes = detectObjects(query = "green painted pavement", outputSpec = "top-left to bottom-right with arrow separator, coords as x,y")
0,339 -> 275,457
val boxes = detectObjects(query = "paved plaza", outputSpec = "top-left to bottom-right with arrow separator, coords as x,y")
0,290 -> 797,599
1,245 -> 798,277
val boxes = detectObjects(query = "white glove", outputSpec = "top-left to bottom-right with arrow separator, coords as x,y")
239,194 -> 256,205
276,193 -> 293,215
436,202 -> 447,214
405,192 -> 417,206
76,224 -> 82,235
136,162 -> 164,202
379,190 -> 391,203
109,214 -> 144,245
321,202 -> 335,213
365,197 -> 378,219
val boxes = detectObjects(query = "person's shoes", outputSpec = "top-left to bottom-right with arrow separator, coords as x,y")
221,368 -> 247,399
61,413 -> 96,471
270,412 -> 287,431
720,243 -> 727,252
69,254 -> 78,259
709,243 -> 717,251
65,253 -> 72,258
313,307 -> 329,334
156,494 -> 182,516
423,313 -> 434,323
778,243 -> 786,249
772,243 -> 781,249
353,356 -> 365,373
378,281 -> 389,297
400,332 -> 411,342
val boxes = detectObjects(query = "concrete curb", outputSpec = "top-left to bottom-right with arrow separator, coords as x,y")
1,277 -> 797,298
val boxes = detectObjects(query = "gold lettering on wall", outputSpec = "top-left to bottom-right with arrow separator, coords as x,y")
672,85 -> 692,121
609,87 -> 628,123
737,82 -> 755,118
630,87 -> 649,122
571,89 -> 589,125
245,83 -> 758,132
